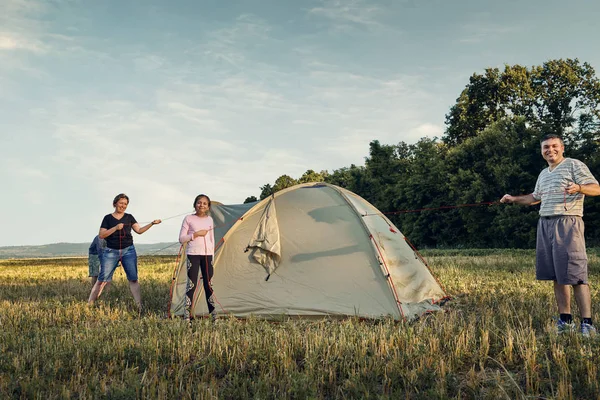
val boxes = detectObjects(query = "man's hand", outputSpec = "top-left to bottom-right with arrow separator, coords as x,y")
565,182 -> 581,195
500,194 -> 515,204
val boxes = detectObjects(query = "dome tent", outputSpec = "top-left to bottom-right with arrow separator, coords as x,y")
169,182 -> 447,320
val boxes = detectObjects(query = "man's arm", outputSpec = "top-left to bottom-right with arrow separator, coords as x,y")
566,182 -> 600,197
500,193 -> 540,206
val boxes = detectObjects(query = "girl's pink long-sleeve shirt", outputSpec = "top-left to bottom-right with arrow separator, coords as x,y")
178,214 -> 215,255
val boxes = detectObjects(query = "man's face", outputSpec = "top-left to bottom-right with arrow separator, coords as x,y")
541,138 -> 564,165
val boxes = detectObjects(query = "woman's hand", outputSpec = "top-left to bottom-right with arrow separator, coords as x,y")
115,223 -> 124,231
193,230 -> 208,238
152,219 -> 162,225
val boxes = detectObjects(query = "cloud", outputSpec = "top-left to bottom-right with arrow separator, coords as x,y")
0,156 -> 51,209
0,33 -> 44,52
306,0 -> 405,37
45,92 -> 294,204
458,18 -> 522,44
0,0 -> 49,53
1,157 -> 49,180
0,2 -> 454,246
3,0 -> 45,14
166,102 -> 228,133
309,0 -> 384,30
292,119 -> 315,125
132,53 -> 166,72
409,123 -> 444,138
155,50 -> 441,169
0,0 -> 101,64
3,1 -> 442,197
182,13 -> 277,73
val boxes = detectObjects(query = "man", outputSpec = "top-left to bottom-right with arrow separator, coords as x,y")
88,235 -> 106,287
500,134 -> 600,336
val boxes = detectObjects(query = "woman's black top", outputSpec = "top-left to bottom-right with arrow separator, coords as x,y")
100,213 -> 137,250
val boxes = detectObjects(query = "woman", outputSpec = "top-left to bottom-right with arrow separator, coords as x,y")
179,194 -> 216,320
88,193 -> 161,311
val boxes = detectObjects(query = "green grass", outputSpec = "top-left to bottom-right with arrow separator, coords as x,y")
1,252 -> 599,399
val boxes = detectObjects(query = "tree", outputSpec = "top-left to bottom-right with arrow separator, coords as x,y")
531,59 -> 600,137
298,169 -> 328,183
259,184 -> 274,200
444,118 -> 541,248
387,137 -> 451,247
440,59 -> 600,247
272,175 -> 297,192
258,175 -> 299,200
444,59 -> 600,147
445,68 -> 507,146
325,164 -> 366,192
244,196 -> 258,203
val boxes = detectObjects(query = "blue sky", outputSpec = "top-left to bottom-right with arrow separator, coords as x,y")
1,0 -> 599,246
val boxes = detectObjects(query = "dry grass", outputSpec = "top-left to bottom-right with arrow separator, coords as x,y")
1,252 -> 599,399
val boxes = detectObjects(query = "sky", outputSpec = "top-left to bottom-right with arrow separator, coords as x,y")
1,0 -> 599,247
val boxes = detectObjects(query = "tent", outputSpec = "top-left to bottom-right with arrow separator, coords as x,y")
168,182 -> 448,321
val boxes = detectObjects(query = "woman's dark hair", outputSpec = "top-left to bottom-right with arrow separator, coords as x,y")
193,194 -> 211,208
113,193 -> 130,207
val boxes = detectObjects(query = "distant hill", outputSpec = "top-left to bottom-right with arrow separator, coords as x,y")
0,242 -> 181,259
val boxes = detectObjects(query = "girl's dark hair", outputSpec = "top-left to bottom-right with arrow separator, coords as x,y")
113,193 -> 130,206
193,194 -> 211,208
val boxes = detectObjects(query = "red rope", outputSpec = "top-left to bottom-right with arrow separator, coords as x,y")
362,188 -> 579,217
118,224 -> 126,261
364,201 -> 497,217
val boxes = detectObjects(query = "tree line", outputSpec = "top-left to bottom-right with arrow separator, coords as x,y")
245,59 -> 600,249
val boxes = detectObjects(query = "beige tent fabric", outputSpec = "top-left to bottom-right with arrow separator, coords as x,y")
170,183 -> 447,321
208,185 -> 400,319
246,197 -> 281,277
339,189 -> 447,319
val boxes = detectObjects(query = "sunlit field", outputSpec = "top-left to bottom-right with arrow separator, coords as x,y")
1,250 -> 599,399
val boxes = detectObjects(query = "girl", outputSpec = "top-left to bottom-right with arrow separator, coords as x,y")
178,194 -> 216,320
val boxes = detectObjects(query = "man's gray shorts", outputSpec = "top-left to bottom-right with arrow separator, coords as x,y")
536,216 -> 588,285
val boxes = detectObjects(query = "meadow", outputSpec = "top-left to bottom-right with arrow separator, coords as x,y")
1,250 -> 599,399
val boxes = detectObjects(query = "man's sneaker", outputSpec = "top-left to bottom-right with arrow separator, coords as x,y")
580,322 -> 597,338
556,319 -> 576,334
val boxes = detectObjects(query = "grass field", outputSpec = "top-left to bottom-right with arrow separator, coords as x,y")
1,250 -> 599,399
